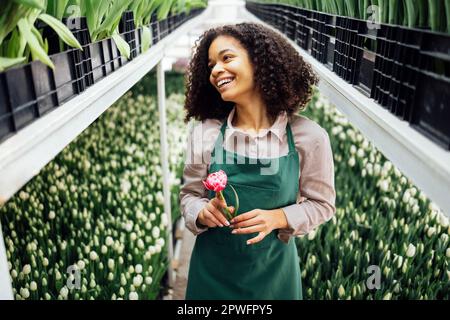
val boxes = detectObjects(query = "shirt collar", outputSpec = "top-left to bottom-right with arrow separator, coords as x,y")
224,105 -> 287,142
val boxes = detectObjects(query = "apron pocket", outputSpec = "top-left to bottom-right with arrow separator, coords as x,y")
209,227 -> 277,252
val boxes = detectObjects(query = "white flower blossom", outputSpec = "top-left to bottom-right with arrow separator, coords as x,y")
145,276 -> 153,285
89,251 -> 99,261
152,226 -> 160,239
106,236 -> 114,246
129,292 -> 138,300
23,264 -> 31,275
338,285 -> 345,298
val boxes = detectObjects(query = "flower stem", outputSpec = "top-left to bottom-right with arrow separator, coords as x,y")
216,191 -> 233,220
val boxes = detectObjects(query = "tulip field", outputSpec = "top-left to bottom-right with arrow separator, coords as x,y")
1,71 -> 449,299
298,93 -> 450,300
0,73 -> 188,300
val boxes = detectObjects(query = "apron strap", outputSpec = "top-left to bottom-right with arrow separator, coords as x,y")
286,122 -> 296,154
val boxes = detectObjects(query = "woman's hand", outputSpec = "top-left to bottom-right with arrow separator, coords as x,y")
230,209 -> 288,245
197,196 -> 235,228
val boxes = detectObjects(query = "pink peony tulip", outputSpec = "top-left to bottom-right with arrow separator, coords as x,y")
202,170 -> 239,219
202,170 -> 227,192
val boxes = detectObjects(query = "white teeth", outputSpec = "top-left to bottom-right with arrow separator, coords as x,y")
217,78 -> 234,87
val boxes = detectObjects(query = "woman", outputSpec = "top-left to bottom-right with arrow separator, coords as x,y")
179,23 -> 336,300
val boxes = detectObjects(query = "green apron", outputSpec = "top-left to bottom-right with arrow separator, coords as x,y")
186,120 -> 302,300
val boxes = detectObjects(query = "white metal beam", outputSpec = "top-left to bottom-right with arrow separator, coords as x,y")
157,62 -> 175,289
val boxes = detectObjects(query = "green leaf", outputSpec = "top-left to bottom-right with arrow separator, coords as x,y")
141,26 -> 151,52
38,13 -> 82,50
17,18 -> 54,69
0,56 -> 26,72
13,0 -> 45,10
157,0 -> 176,20
228,184 -> 239,216
112,32 -> 130,59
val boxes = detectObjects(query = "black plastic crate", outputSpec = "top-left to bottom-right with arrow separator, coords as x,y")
410,31 -> 450,150
310,11 -> 336,69
134,27 -> 143,57
0,48 -> 82,142
119,11 -> 138,60
89,38 -> 120,83
159,17 -> 169,40
334,17 -> 362,84
280,5 -> 296,40
0,75 -> 14,142
372,25 -> 397,109
150,12 -> 160,45
353,20 -> 378,96
296,9 -> 313,53
41,16 -> 92,92
387,27 -> 423,119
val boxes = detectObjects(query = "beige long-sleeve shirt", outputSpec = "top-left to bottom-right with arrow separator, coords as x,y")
179,106 -> 336,244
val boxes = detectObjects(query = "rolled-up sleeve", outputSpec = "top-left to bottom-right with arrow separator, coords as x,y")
278,127 -> 336,243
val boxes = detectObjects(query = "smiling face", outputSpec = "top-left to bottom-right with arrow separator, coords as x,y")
208,35 -> 256,103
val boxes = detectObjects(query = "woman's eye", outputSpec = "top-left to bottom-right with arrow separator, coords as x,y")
223,55 -> 231,61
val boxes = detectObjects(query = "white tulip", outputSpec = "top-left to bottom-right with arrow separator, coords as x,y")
77,260 -> 85,270
427,227 -> 436,238
106,236 -> 114,246
20,288 -> 30,299
156,238 -> 165,247
23,264 -> 31,275
383,292 -> 392,300
152,226 -> 160,239
439,213 -> 449,228
406,243 -> 416,258
60,287 -> 69,299
446,248 -> 450,258
402,191 -> 411,204
338,285 -> 345,298
145,276 -> 153,285
133,275 -> 143,287
379,180 -> 389,192
348,157 -> 356,167
30,281 -> 37,291
129,292 -> 139,300
89,251 -> 99,261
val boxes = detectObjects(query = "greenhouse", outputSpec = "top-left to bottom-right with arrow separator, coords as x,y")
0,0 -> 449,302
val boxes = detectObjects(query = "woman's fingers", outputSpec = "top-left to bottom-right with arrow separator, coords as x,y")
230,216 -> 261,229
231,223 -> 264,235
230,209 -> 259,225
207,203 -> 229,226
203,208 -> 223,227
247,231 -> 267,245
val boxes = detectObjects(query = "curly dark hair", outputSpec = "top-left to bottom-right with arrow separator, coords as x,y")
183,22 -> 319,123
